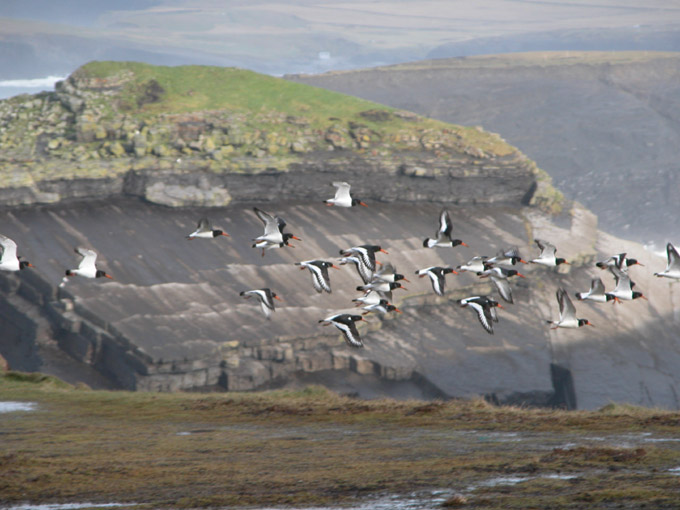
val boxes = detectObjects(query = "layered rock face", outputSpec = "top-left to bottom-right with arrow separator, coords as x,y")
2,196 -> 680,410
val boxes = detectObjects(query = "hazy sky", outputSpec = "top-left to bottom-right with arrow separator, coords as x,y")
0,0 -> 678,97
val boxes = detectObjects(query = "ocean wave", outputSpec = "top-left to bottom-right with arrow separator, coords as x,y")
0,75 -> 67,88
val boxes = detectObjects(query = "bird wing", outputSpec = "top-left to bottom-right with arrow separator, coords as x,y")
491,276 -> 513,304
438,210 -> 453,237
308,262 -> 331,293
535,239 -> 556,257
332,181 -> 352,201
667,243 -> 680,271
466,301 -> 494,334
75,248 -> 98,272
0,234 -> 18,263
557,288 -> 576,321
610,266 -> 632,292
254,208 -> 280,237
591,278 -> 606,295
374,262 -> 396,281
337,320 -> 363,348
428,268 -> 445,296
197,217 -> 211,232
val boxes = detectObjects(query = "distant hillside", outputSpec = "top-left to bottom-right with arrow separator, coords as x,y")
287,51 -> 680,243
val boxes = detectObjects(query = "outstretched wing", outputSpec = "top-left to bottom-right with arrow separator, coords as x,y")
535,239 -> 556,257
332,181 -> 352,202
591,278 -> 606,295
75,247 -> 98,272
0,234 -> 18,263
438,210 -> 453,237
666,243 -> 680,271
491,276 -> 513,304
466,300 -> 494,334
557,287 -> 576,322
253,208 -> 280,238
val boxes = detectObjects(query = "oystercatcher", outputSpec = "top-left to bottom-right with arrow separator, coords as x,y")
186,217 -> 229,239
239,288 -> 282,319
323,181 -> 367,207
547,288 -> 593,329
0,234 -> 32,272
319,313 -> 365,347
423,209 -> 468,248
295,259 -> 339,293
459,296 -> 503,335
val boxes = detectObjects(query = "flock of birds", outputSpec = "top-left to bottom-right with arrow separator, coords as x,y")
1,180 -> 680,348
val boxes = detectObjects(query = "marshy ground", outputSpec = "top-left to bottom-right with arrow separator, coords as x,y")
1,371 -> 680,509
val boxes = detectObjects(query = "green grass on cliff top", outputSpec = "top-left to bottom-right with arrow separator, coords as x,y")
75,61 -> 517,156
80,60 -> 390,118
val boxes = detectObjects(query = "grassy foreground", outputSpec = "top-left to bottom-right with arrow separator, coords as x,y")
1,371 -> 680,509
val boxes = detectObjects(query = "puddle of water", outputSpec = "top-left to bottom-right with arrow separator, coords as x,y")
669,467 -> 680,475
467,473 -> 579,492
0,402 -> 37,413
259,490 -> 450,509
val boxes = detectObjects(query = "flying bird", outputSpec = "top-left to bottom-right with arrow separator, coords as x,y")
415,266 -> 457,296
456,255 -> 488,274
0,234 -> 32,272
361,299 -> 402,315
339,245 -> 387,275
423,209 -> 468,248
486,247 -> 527,267
295,259 -> 339,293
352,290 -> 383,307
606,266 -> 646,302
530,239 -> 569,267
373,263 -> 409,284
654,242 -> 680,279
251,207 -> 301,256
323,181 -> 367,207
459,296 -> 503,335
596,253 -> 642,272
547,288 -> 593,329
339,255 -> 374,284
319,313 -> 365,347
239,288 -> 282,319
575,278 -> 614,303
60,248 -> 112,286
186,217 -> 229,239
478,265 -> 525,304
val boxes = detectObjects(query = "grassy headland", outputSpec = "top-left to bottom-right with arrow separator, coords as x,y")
1,371 -> 679,509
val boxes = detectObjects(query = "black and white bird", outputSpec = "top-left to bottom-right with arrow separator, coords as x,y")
295,259 -> 339,293
186,217 -> 229,239
239,288 -> 282,319
606,266 -> 646,302
323,181 -> 367,208
596,253 -> 643,272
654,242 -> 680,279
0,234 -> 32,272
547,288 -> 593,329
319,313 -> 365,348
339,245 -> 387,275
423,209 -> 468,248
60,248 -> 112,286
575,278 -> 615,303
478,265 -> 525,304
356,280 -> 406,295
530,239 -> 569,267
361,299 -> 402,315
352,290 -> 382,307
459,296 -> 503,335
486,247 -> 526,267
251,207 -> 301,256
339,255 -> 374,284
456,256 -> 488,274
373,263 -> 409,284
415,266 -> 457,296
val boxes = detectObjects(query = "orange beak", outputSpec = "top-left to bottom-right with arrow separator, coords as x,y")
394,308 -> 402,313
105,274 -> 114,280
461,242 -> 469,247
401,278 -> 411,282
497,304 -> 505,309
359,201 -> 368,207
274,295 -> 283,301
519,259 -> 528,264
291,236 -> 302,241
221,232 -> 230,237
517,273 -> 526,278
380,248 -> 389,254
398,286 -> 407,291
451,270 -> 459,275
587,322 -> 595,327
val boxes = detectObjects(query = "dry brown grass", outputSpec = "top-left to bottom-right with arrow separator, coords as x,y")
2,371 -> 680,509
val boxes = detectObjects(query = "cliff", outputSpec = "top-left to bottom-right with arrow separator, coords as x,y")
1,62 -> 679,410
0,61 -> 553,210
